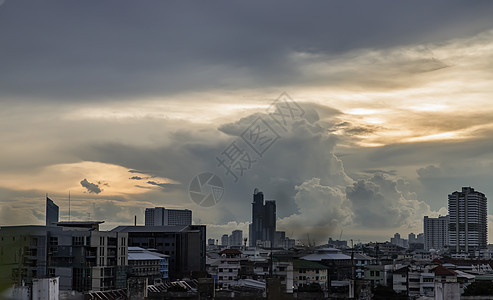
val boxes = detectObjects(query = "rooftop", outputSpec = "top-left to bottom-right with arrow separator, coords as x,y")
433,265 -> 456,276
301,253 -> 351,261
293,259 -> 328,270
111,225 -> 201,233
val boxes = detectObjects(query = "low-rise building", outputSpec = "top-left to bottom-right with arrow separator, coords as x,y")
392,266 -> 408,294
364,265 -> 385,287
217,249 -> 245,287
293,259 -> 328,291
128,247 -> 169,284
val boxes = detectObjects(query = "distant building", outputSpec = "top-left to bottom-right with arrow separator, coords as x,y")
208,238 -> 215,246
409,233 -> 416,244
144,207 -> 192,226
230,230 -> 243,247
424,215 -> 449,251
249,189 -> 276,247
328,237 -> 348,249
221,234 -> 229,247
45,197 -> 59,226
448,187 -> 487,252
390,233 -> 408,248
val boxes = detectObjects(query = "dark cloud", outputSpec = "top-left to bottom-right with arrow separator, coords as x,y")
146,181 -> 181,191
80,178 -> 102,194
129,176 -> 142,180
1,0 -> 493,102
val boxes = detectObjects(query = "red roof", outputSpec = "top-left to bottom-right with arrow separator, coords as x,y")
433,265 -> 456,276
219,249 -> 243,255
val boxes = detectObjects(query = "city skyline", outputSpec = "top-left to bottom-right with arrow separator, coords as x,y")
2,1 -> 493,244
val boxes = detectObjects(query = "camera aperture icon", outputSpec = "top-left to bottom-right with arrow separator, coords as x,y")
189,172 -> 224,207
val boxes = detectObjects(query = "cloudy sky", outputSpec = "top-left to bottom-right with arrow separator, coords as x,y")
2,0 -> 493,244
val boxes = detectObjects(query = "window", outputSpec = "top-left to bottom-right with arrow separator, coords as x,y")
370,271 -> 374,276
376,271 -> 380,276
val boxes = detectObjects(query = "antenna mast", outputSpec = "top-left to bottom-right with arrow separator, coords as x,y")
68,191 -> 71,221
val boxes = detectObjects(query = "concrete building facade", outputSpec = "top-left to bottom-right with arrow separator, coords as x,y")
0,222 -> 128,292
111,225 -> 206,279
424,215 -> 449,251
144,207 -> 192,226
448,187 -> 487,253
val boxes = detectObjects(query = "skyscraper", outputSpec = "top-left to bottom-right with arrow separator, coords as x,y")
230,230 -> 243,246
46,196 -> 59,226
448,187 -> 487,253
145,207 -> 192,226
249,188 -> 276,246
423,215 -> 449,251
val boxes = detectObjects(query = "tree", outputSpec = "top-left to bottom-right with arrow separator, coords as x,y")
463,281 -> 493,296
373,285 -> 407,300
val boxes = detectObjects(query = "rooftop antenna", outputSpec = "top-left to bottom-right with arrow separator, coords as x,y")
68,191 -> 71,221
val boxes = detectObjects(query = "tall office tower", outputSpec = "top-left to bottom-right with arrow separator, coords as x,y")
230,230 -> 243,246
46,197 -> 59,226
249,188 -> 276,246
145,207 -> 192,226
424,215 -> 449,251
448,187 -> 487,253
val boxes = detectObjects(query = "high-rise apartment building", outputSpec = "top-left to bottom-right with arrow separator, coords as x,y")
46,197 -> 59,226
230,230 -> 243,246
423,215 -> 449,251
448,187 -> 487,253
221,234 -> 229,246
249,189 -> 276,246
145,207 -> 192,226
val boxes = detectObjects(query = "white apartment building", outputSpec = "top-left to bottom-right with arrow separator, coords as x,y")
448,187 -> 487,253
